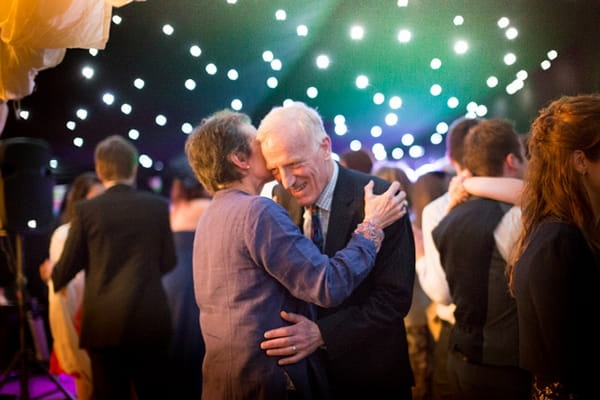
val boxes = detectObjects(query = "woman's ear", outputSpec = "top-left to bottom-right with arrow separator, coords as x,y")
230,152 -> 250,170
573,150 -> 588,175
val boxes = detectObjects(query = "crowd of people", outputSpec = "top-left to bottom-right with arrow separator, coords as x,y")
26,93 -> 600,400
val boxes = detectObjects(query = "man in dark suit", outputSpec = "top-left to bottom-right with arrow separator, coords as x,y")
257,102 -> 416,399
50,135 -> 177,399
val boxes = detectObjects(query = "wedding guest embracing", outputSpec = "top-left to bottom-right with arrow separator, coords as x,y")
185,109 -> 407,399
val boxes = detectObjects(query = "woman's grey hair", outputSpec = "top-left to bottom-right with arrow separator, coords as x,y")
185,109 -> 252,194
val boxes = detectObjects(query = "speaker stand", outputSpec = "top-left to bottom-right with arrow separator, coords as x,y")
0,232 -> 76,400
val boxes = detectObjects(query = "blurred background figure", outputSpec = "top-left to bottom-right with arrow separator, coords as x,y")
39,171 -> 105,400
411,170 -> 452,400
49,135 -> 177,400
411,171 -> 452,233
339,149 -> 373,174
374,167 -> 412,202
162,155 -> 211,399
420,117 -> 483,400
375,166 -> 447,400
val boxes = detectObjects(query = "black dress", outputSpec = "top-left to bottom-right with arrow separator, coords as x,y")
162,230 -> 205,399
514,220 -> 600,400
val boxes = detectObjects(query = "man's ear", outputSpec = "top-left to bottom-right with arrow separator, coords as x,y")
573,150 -> 588,175
505,153 -> 522,171
95,165 -> 105,182
321,136 -> 332,160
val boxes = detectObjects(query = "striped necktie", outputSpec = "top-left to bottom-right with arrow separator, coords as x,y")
310,205 -> 323,251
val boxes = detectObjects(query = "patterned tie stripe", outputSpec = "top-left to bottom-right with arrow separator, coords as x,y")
310,205 -> 323,251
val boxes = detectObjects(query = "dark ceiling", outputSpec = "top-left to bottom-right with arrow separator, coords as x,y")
2,0 -> 600,185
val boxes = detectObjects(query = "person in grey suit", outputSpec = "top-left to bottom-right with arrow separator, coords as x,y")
50,135 -> 177,400
257,102 -> 416,399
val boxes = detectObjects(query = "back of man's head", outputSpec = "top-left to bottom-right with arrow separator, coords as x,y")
447,117 -> 482,168
463,118 -> 523,177
94,135 -> 138,182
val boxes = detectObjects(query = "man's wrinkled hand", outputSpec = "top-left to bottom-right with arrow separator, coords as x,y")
260,311 -> 325,365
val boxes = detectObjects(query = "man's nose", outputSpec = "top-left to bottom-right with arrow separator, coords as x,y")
280,169 -> 295,189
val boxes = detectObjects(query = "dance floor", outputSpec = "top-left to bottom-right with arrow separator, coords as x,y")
0,372 -> 76,400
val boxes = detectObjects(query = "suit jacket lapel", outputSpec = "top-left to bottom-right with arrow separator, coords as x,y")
325,166 -> 363,256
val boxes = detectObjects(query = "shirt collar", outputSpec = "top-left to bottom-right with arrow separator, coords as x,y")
313,160 -> 338,213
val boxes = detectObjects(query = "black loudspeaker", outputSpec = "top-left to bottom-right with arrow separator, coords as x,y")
0,137 -> 55,233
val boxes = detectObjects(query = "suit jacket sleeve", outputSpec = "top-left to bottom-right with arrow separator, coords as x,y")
52,204 -> 87,292
316,173 -> 416,358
